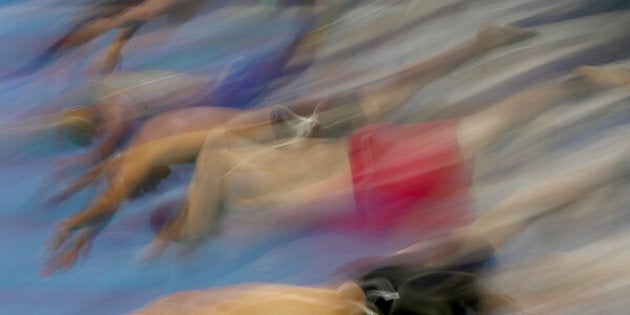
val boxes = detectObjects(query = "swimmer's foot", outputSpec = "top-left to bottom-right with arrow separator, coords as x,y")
476,23 -> 538,51
571,65 -> 630,89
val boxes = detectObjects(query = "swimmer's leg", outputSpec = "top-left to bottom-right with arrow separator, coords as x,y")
470,151 -> 627,250
271,23 -> 538,138
397,151 -> 627,269
45,153 -> 154,273
357,23 -> 538,124
502,230 -> 630,312
456,65 -> 630,160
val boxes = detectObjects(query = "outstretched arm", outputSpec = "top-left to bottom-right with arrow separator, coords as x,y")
356,23 -> 538,125
468,152 -> 627,249
4,0 -> 179,78
59,0 -> 175,49
493,227 -> 630,313
456,65 -> 630,160
44,128 -> 210,273
339,65 -> 630,272
44,117 -> 276,273
269,23 -> 539,138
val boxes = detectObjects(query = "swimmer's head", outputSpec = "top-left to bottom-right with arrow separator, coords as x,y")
59,107 -> 99,147
361,267 -> 512,314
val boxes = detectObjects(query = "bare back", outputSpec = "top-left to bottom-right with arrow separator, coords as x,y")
217,137 -> 355,227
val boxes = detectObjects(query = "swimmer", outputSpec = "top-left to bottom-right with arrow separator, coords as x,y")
45,27 -> 625,269
4,1 -> 334,167
44,63 -> 630,273
101,20 -> 540,165
4,0 -> 335,77
145,65 -> 630,252
5,0 -> 190,77
131,282 -> 369,315
128,149 -> 630,315
46,22 -> 538,206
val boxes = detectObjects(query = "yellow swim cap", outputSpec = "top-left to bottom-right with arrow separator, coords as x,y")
60,109 -> 98,147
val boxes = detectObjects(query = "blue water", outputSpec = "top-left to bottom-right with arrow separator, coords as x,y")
1,1 -> 629,314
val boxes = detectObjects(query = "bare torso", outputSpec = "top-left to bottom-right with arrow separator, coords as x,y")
217,137 -> 354,227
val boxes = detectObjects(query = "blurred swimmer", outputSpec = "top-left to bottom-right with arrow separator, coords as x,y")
2,1 -> 332,166
43,48 -> 630,273
131,282 -> 369,315
128,151 -> 630,315
4,0 -> 198,77
3,0 -> 337,77
143,65 -> 630,253
44,21 -> 533,189
43,23 -> 617,271
8,0 -> 180,77
42,22 -> 533,201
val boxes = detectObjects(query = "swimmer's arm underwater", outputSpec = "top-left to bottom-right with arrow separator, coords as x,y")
43,129 -> 207,273
44,121 -> 273,273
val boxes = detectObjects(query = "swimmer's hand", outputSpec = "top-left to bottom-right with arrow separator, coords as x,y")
42,150 -> 157,274
42,221 -> 103,275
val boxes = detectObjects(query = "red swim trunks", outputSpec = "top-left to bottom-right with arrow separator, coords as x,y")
335,120 -> 474,235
